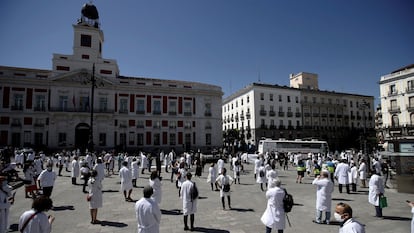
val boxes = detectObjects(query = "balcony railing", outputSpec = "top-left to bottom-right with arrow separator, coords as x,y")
34,106 -> 46,112
136,110 -> 145,114
269,111 -> 276,116
287,112 -> 293,117
278,112 -> 284,117
49,107 -> 114,113
184,112 -> 192,116
153,110 -> 162,115
407,105 -> 414,112
246,113 -> 251,119
204,112 -> 212,117
295,112 -> 301,117
260,110 -> 267,116
11,106 -> 23,111
389,107 -> 401,114
169,111 -> 177,116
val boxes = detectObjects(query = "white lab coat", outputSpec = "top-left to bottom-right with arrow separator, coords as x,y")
348,166 -> 358,184
256,166 -> 267,184
312,177 -> 334,211
149,178 -> 162,204
266,169 -> 278,189
119,166 -> 133,192
339,218 -> 366,233
131,161 -> 140,179
334,162 -> 350,184
135,197 -> 161,233
411,207 -> 414,233
260,186 -> 286,230
71,159 -> 80,178
207,166 -> 217,183
180,180 -> 197,215
88,178 -> 103,209
368,174 -> 384,206
358,162 -> 367,180
93,163 -> 105,182
0,183 -> 12,233
217,159 -> 224,174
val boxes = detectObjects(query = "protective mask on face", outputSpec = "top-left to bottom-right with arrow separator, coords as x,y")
334,212 -> 344,222
47,167 -> 52,171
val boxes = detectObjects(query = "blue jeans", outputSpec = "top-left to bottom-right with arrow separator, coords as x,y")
316,210 -> 331,223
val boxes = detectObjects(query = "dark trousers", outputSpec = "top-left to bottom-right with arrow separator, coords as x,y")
266,226 -> 283,233
42,186 -> 53,197
375,205 -> 383,217
338,184 -> 350,194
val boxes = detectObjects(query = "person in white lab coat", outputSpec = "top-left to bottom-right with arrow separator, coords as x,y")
260,178 -> 285,233
180,172 -> 197,231
334,202 -> 365,233
407,200 -> 414,233
135,186 -> 161,233
334,160 -> 350,194
348,162 -> 358,192
131,158 -> 140,188
358,159 -> 367,188
368,171 -> 385,217
19,196 -> 55,233
312,170 -> 334,224
119,161 -> 133,201
207,163 -> 218,191
71,157 -> 80,185
149,171 -> 162,204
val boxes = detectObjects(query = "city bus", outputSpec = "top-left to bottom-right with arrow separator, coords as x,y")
258,138 -> 329,155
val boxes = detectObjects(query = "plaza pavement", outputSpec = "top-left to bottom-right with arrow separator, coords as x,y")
7,161 -> 414,233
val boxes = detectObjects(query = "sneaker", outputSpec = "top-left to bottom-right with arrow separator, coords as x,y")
312,220 -> 321,224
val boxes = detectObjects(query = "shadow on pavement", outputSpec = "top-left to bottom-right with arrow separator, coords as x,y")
229,207 -> 254,212
100,220 -> 128,227
332,198 -> 353,201
191,227 -> 230,233
102,189 -> 119,193
161,209 -> 181,215
52,205 -> 75,211
382,216 -> 411,221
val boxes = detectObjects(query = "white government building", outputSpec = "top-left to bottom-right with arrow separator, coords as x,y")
0,3 -> 223,153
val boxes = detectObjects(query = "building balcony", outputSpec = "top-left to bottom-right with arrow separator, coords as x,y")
304,112 -> 311,117
136,110 -> 145,114
240,115 -> 245,121
11,106 -> 23,111
321,113 -> 327,118
34,106 -> 46,112
279,125 -> 285,130
204,112 -> 212,117
278,112 -> 284,117
287,112 -> 293,117
184,112 -> 192,116
407,105 -> 414,112
11,122 -> 22,127
295,112 -> 301,117
169,111 -> 177,116
205,126 -> 212,130
119,124 -> 127,128
407,87 -> 414,94
34,123 -> 45,127
260,124 -> 267,129
49,107 -> 114,113
260,110 -> 267,116
153,110 -> 162,115
269,111 -> 276,116
388,91 -> 399,97
235,116 -> 239,121
246,113 -> 251,119
119,109 -> 128,114
269,125 -> 277,129
329,114 -> 335,118
136,125 -> 144,128
389,107 -> 401,114
313,113 -> 319,117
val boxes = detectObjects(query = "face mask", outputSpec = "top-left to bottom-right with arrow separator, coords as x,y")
47,167 -> 52,171
334,212 -> 344,222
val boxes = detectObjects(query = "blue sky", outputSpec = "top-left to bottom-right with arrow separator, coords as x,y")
1,0 -> 413,105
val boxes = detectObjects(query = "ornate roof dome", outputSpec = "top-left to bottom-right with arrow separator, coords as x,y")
78,3 -> 100,28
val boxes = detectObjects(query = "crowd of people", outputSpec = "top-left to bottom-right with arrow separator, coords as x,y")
0,147 -> 412,233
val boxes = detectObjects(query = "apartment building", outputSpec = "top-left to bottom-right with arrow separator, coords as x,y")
223,72 -> 375,152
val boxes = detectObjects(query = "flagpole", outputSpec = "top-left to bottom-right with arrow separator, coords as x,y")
89,63 -> 95,152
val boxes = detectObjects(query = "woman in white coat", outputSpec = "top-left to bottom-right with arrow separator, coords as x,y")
257,164 -> 268,191
88,170 -> 103,224
260,178 -> 285,233
149,171 -> 162,204
358,159 -> 367,188
368,171 -> 385,217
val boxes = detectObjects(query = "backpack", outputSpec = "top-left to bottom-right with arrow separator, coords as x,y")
190,182 -> 199,201
283,189 -> 294,213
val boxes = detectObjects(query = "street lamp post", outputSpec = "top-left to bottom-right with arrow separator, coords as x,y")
88,63 -> 96,152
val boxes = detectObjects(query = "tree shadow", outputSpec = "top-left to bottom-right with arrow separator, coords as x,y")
51,205 -> 75,211
229,207 -> 254,212
382,216 -> 412,221
99,220 -> 128,227
161,209 -> 182,215
191,227 -> 230,233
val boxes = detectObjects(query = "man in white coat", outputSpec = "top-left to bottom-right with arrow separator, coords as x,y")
334,160 -> 350,194
260,178 -> 285,233
180,172 -> 197,231
335,202 -> 365,233
368,170 -> 385,217
119,161 -> 133,201
135,186 -> 161,233
312,170 -> 334,224
217,157 -> 225,175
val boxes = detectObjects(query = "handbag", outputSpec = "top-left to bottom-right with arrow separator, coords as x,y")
86,194 -> 92,202
379,195 -> 388,208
